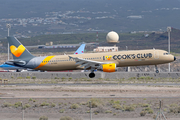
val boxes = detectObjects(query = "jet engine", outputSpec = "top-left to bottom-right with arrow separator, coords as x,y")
101,63 -> 116,72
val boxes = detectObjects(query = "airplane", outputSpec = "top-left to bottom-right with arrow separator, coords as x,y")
0,42 -> 86,71
5,36 -> 176,78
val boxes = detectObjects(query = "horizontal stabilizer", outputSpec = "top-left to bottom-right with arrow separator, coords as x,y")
5,60 -> 26,66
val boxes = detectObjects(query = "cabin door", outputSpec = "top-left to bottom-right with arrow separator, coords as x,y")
154,50 -> 159,59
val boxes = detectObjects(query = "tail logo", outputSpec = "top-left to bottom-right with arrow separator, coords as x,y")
10,45 -> 25,57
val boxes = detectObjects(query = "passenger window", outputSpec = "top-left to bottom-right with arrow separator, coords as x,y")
164,53 -> 169,55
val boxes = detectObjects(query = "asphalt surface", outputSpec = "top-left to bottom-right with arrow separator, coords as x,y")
0,83 -> 180,86
1,72 -> 180,79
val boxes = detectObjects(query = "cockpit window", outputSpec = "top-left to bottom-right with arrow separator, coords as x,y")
163,53 -> 169,55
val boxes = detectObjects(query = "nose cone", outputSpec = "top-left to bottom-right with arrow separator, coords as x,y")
174,56 -> 176,61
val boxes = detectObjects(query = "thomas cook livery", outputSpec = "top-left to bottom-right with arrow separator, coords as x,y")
6,36 -> 176,78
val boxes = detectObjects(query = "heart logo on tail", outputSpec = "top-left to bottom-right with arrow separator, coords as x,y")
10,45 -> 25,57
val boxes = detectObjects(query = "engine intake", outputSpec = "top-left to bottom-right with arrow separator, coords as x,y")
102,63 -> 116,72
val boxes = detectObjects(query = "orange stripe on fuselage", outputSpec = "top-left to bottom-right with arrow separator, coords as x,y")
35,56 -> 54,69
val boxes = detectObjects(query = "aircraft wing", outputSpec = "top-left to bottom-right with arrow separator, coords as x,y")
69,56 -> 112,70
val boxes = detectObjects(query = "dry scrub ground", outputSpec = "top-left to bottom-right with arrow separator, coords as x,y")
0,84 -> 180,120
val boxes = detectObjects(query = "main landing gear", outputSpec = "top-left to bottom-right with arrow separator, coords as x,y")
16,69 -> 21,72
89,70 -> 95,78
155,65 -> 159,73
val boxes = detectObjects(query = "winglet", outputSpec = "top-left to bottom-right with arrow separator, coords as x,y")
68,56 -> 73,59
68,56 -> 74,61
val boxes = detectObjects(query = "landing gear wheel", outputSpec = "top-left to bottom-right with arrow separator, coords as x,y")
155,65 -> 159,73
89,73 -> 95,78
16,69 -> 21,72
156,70 -> 159,73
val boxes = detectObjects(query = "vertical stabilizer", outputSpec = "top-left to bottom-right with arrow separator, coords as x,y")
7,36 -> 34,60
74,44 -> 86,54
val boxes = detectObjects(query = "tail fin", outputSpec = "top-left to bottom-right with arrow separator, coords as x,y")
7,36 -> 34,60
74,44 -> 86,54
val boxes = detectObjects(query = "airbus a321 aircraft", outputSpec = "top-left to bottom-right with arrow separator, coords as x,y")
5,36 -> 176,78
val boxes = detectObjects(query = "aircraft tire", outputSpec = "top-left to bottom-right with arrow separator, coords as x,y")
16,69 -> 21,72
89,73 -> 95,78
156,70 -> 159,73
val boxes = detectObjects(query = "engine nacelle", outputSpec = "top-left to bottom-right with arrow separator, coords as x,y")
101,63 -> 116,72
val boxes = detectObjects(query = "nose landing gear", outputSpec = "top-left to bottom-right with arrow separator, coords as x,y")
155,65 -> 159,73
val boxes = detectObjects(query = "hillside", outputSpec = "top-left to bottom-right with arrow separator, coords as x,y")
1,0 -> 180,38
1,28 -> 180,53
104,28 -> 180,52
